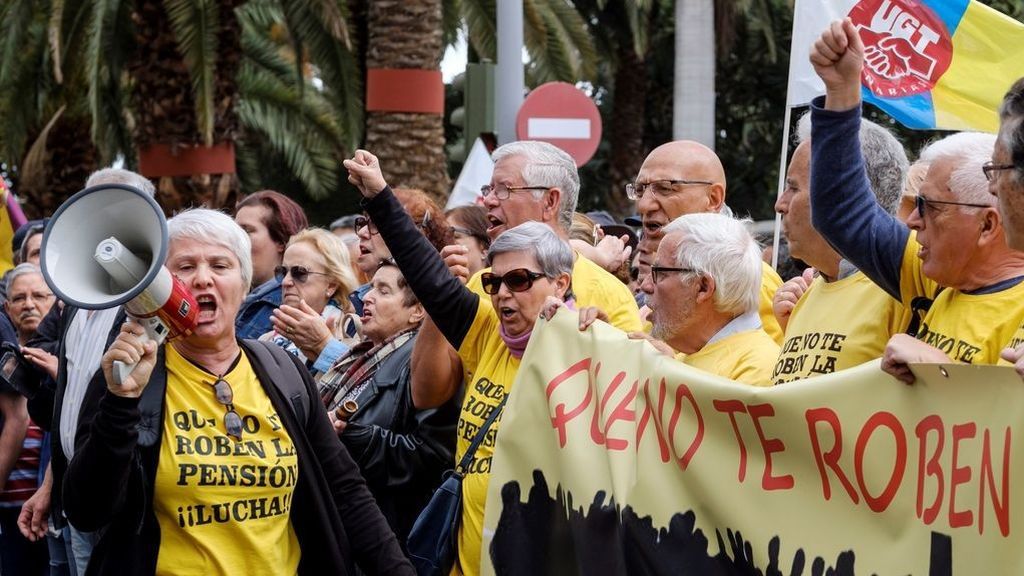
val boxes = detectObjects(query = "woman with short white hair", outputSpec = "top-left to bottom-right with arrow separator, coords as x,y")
62,208 -> 412,575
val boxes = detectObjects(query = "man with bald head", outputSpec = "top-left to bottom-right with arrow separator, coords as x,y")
632,141 -> 784,342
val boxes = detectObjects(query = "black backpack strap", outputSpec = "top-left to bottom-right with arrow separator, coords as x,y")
906,287 -> 944,337
243,340 -> 310,427
454,393 -> 508,477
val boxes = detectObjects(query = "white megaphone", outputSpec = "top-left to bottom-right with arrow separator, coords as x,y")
41,184 -> 199,384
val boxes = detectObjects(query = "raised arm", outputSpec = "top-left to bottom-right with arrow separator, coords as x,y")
345,152 -> 481,349
808,19 -> 909,300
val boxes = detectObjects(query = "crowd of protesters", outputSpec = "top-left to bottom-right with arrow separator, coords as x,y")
0,18 -> 1022,576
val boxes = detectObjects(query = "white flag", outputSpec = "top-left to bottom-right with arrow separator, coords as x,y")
446,138 -> 494,210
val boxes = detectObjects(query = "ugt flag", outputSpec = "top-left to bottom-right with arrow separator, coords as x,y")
788,0 -> 1024,131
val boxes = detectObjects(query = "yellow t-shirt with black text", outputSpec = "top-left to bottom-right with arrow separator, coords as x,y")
773,272 -> 912,385
155,345 -> 300,576
683,329 -> 779,386
452,298 -> 519,576
759,261 -> 784,344
896,235 -> 1024,364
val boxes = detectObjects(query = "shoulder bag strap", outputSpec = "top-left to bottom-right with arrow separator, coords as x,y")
454,393 -> 509,477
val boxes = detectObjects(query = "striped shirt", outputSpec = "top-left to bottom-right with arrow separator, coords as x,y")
61,307 -> 120,459
0,420 -> 42,507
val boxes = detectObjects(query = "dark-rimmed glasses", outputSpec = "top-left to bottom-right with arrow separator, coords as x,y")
274,265 -> 331,284
650,265 -> 696,284
209,377 -> 243,440
480,268 -> 546,295
983,161 -> 1016,182
480,184 -> 552,200
354,215 -> 377,235
914,194 -> 992,220
626,179 -> 714,201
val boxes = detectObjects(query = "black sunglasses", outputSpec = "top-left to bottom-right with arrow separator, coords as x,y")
354,215 -> 378,235
209,377 -> 244,440
914,194 -> 991,220
480,268 -> 546,295
274,265 -> 331,284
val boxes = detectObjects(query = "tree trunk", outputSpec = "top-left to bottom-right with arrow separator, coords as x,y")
364,0 -> 450,204
607,43 -> 646,219
17,115 -> 99,218
674,0 -> 715,148
128,0 -> 243,212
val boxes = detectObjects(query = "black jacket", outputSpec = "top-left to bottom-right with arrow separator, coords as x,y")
26,304 -> 124,530
338,332 -> 459,543
62,339 -> 414,576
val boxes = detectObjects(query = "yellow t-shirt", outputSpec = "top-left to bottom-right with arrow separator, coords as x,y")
452,298 -> 518,576
155,345 -> 300,576
772,272 -> 912,385
897,235 -> 1024,364
467,252 -> 642,333
760,261 -> 784,344
683,329 -> 779,386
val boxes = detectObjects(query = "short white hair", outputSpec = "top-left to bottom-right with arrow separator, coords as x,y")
167,208 -> 253,289
488,221 -> 574,278
662,213 -> 761,316
919,132 -> 997,205
492,141 -> 580,232
85,168 -> 156,198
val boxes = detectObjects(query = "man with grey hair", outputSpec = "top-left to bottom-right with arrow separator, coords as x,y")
771,113 -> 912,385
637,213 -> 778,385
0,264 -> 55,575
809,20 -> 1024,383
410,140 -> 641,408
21,167 -> 156,575
631,140 -> 786,343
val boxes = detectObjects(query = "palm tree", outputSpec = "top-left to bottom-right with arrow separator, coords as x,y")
363,0 -> 450,202
0,0 -> 100,217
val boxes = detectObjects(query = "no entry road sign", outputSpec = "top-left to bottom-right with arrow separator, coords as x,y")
515,82 -> 602,166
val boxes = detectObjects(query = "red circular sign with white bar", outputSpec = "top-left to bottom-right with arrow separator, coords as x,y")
516,82 -> 602,166
848,0 -> 953,98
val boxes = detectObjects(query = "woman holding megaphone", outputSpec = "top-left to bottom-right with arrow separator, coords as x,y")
60,208 -> 412,576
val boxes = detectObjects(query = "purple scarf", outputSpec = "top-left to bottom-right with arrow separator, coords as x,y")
500,298 -> 576,359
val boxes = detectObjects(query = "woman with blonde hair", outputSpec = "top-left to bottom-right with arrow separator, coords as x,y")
262,228 -> 361,373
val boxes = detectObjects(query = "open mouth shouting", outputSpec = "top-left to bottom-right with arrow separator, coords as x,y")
195,294 -> 218,323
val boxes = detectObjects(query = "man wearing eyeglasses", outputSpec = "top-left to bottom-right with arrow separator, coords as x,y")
772,112 -> 913,385
638,213 -> 778,385
410,141 -> 641,409
630,140 -> 785,344
808,20 -> 1024,383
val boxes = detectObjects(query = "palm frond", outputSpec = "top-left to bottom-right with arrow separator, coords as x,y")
164,0 -> 219,145
461,0 -> 497,60
20,105 -> 66,191
0,0 -> 38,84
87,0 -> 133,164
542,0 -> 597,79
280,1 -> 363,152
48,0 -> 67,83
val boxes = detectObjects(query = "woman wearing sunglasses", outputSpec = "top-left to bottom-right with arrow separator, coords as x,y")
261,228 -> 360,373
62,209 -> 413,575
345,151 -> 574,576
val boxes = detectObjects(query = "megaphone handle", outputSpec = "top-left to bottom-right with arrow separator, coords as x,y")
112,316 -> 170,387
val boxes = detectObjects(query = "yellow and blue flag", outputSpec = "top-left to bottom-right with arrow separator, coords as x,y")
788,0 -> 1024,131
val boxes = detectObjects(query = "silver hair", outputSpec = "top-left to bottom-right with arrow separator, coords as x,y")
6,263 -> 42,295
999,77 -> 1024,184
797,113 -> 907,215
919,132 -> 997,205
487,221 -> 574,279
85,168 -> 156,198
167,208 -> 253,289
662,213 -> 761,316
491,141 -> 580,232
